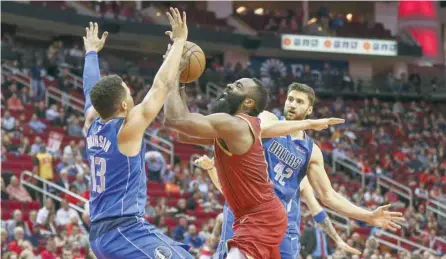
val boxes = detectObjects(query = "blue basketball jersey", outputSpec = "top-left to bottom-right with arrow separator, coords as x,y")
86,117 -> 146,222
261,115 -> 313,210
286,193 -> 301,236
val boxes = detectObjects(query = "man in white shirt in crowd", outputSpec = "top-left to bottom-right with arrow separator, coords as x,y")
145,150 -> 166,182
56,199 -> 80,227
36,198 -> 54,225
2,111 -> 16,132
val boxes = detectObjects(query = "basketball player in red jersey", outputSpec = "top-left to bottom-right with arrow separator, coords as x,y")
164,76 -> 343,258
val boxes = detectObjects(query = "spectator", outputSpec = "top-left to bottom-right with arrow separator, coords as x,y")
2,111 -> 16,132
6,210 -> 31,239
172,216 -> 188,241
34,146 -> 54,182
30,136 -> 43,155
144,199 -> 155,217
36,198 -> 55,225
63,140 -> 77,163
45,104 -> 62,125
183,224 -> 204,252
61,245 -> 73,259
5,176 -> 32,202
6,93 -> 24,111
56,199 -> 80,227
7,226 -> 25,255
39,236 -> 58,259
1,177 -> 9,200
35,101 -> 47,119
67,116 -> 83,137
31,60 -> 46,100
67,225 -> 89,247
73,173 -> 87,193
56,170 -> 71,191
1,229 -> 7,254
19,86 -> 32,105
28,114 -> 47,133
18,137 -> 31,155
26,210 -> 38,235
145,150 -> 166,182
174,198 -> 188,216
301,224 -> 334,259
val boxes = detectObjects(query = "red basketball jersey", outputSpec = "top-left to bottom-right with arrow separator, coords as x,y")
214,113 -> 275,217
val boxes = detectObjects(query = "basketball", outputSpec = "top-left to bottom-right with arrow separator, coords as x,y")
179,41 -> 206,83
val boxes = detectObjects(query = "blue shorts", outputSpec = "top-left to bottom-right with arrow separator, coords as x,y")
214,206 -> 300,259
90,216 -> 193,259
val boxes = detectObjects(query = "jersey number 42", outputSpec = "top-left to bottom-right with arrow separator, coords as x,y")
90,156 -> 106,193
273,163 -> 293,186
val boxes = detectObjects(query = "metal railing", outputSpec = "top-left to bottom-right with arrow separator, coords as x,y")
377,176 -> 413,208
332,154 -> 366,187
374,230 -> 438,254
425,198 -> 446,219
46,86 -> 84,112
144,131 -> 175,167
20,170 -> 88,214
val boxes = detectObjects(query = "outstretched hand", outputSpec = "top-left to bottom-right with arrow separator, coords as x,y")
336,239 -> 362,255
307,118 -> 345,131
165,7 -> 188,42
368,204 -> 405,232
83,22 -> 108,53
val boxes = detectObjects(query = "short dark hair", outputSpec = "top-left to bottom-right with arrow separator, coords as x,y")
287,82 -> 315,106
249,78 -> 269,116
90,75 -> 126,119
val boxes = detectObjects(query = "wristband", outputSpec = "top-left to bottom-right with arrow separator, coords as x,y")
314,210 -> 328,224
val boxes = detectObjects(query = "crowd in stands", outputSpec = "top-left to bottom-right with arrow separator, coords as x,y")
2,29 -> 446,259
20,1 -> 394,40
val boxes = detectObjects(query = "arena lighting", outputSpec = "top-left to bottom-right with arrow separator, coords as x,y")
236,6 -> 246,14
346,13 -> 353,22
254,8 -> 264,15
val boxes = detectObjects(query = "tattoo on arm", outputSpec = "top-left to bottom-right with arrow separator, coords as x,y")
316,217 -> 342,243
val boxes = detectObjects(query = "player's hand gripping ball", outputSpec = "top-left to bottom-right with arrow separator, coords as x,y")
163,41 -> 206,84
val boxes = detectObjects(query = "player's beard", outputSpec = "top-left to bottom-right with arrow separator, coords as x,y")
210,91 -> 245,115
284,107 -> 310,121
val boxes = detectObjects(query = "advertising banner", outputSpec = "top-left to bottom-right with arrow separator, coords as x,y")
281,34 -> 397,56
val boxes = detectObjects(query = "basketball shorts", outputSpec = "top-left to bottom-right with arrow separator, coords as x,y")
90,216 -> 193,259
222,199 -> 288,259
216,203 -> 300,259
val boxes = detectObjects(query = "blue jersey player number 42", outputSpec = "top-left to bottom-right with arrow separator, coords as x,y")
82,8 -> 197,259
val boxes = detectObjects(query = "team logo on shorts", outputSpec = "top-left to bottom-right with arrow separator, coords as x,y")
154,246 -> 172,259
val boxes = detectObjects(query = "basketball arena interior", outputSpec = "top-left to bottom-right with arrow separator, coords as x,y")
1,1 -> 446,258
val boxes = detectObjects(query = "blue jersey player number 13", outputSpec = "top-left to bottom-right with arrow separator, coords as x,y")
82,8 -> 196,259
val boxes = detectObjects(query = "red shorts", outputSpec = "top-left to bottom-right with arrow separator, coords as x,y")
227,198 -> 287,259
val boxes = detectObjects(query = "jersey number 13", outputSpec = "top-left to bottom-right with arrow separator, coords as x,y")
90,156 -> 106,193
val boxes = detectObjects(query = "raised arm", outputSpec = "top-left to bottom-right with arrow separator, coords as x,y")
261,118 -> 345,138
82,22 -> 108,132
307,143 -> 405,232
300,177 -> 361,255
118,8 -> 187,154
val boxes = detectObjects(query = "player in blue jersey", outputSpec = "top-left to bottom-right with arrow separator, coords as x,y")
82,9 -> 195,259
193,82 -> 404,258
196,157 -> 359,259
